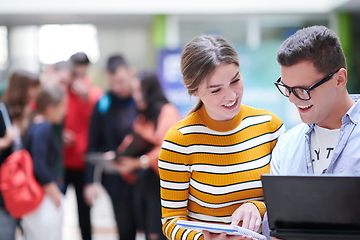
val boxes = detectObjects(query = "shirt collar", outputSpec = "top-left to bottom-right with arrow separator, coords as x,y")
342,100 -> 360,125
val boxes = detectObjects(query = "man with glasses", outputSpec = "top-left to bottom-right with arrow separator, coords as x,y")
261,25 -> 360,239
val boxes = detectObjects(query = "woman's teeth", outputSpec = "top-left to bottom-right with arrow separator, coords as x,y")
225,100 -> 236,107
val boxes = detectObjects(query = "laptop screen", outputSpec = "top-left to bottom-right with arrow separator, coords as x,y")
261,175 -> 360,231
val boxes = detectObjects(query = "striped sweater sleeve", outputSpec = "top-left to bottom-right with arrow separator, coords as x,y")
159,125 -> 199,240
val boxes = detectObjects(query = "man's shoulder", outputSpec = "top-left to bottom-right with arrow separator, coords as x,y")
278,123 -> 309,142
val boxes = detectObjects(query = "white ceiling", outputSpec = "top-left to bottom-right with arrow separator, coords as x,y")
0,0 -> 359,26
0,0 -> 356,14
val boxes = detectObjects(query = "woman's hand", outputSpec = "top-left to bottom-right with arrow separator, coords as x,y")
202,231 -> 255,240
110,156 -> 141,175
0,127 -> 15,149
231,203 -> 261,232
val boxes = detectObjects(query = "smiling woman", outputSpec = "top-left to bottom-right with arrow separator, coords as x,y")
194,63 -> 243,121
158,34 -> 286,240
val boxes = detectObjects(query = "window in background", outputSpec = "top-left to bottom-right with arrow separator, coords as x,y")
0,26 -> 8,71
260,15 -> 329,42
38,24 -> 100,64
178,16 -> 247,47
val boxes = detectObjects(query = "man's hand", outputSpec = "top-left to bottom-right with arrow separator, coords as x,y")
71,78 -> 90,101
63,129 -> 76,146
231,203 -> 261,232
83,184 -> 99,207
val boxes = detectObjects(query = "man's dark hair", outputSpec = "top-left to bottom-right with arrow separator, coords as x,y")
277,25 -> 346,74
106,54 -> 128,74
69,52 -> 90,65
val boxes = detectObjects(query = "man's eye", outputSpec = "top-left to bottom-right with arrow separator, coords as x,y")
211,89 -> 221,94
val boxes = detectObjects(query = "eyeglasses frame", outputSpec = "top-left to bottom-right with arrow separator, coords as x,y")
274,68 -> 342,101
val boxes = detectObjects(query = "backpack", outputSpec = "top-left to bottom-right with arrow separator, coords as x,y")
0,149 -> 44,218
0,103 -> 44,218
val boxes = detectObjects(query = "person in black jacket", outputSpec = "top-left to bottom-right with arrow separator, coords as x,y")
84,54 -> 138,240
22,84 -> 67,240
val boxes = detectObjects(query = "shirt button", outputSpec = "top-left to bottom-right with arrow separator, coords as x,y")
308,163 -> 312,167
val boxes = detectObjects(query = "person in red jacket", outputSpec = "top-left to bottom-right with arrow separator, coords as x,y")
63,52 -> 103,240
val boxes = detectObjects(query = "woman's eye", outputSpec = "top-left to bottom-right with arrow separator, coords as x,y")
231,79 -> 240,84
211,89 -> 221,94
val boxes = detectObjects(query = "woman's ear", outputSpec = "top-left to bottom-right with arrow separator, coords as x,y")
193,90 -> 198,97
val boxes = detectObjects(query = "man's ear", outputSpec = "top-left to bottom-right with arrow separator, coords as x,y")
336,68 -> 347,88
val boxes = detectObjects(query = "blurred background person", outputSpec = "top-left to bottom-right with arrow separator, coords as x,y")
40,61 -> 73,91
38,60 -> 74,197
70,52 -> 91,81
22,85 -> 67,240
110,70 -> 181,240
84,54 -> 138,240
0,70 -> 40,240
62,52 -> 103,240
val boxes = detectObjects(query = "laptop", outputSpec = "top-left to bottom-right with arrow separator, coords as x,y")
261,175 -> 360,240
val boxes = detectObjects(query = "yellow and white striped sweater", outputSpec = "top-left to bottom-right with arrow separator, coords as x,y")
159,104 -> 285,240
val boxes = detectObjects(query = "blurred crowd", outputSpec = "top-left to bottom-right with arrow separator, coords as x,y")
0,52 -> 181,240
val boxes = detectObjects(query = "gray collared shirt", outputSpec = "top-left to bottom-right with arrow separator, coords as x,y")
271,100 -> 360,176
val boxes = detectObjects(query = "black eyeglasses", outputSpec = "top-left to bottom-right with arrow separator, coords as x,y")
274,68 -> 341,101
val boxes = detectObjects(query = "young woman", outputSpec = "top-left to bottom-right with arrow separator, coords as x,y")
0,70 -> 40,240
21,85 -> 67,240
111,70 -> 181,240
158,35 -> 285,240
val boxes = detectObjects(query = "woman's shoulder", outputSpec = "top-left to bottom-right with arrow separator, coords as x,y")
241,104 -> 275,115
164,110 -> 201,137
159,103 -> 181,119
161,103 -> 179,113
241,105 -> 282,121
